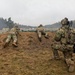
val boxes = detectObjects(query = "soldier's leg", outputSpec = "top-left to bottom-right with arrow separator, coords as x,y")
52,49 -> 60,59
37,31 -> 42,42
51,44 -> 60,59
3,34 -> 11,48
12,34 -> 18,47
42,31 -> 48,39
63,51 -> 74,72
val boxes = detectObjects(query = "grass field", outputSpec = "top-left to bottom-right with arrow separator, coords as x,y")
0,32 -> 75,75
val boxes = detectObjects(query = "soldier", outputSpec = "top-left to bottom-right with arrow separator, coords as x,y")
3,25 -> 20,48
51,18 -> 75,72
36,24 -> 48,42
61,17 -> 69,27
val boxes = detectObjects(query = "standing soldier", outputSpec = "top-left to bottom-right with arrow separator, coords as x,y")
3,25 -> 20,48
51,18 -> 75,72
36,24 -> 48,42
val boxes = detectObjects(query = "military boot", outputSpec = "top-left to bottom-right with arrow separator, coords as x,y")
68,60 -> 74,72
39,37 -> 42,42
45,36 -> 49,39
12,42 -> 18,47
3,42 -> 8,48
45,34 -> 49,39
65,59 -> 75,72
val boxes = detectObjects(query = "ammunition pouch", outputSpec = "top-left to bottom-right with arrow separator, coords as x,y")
66,45 -> 73,51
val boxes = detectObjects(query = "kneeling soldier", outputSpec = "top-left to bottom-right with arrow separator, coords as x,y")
51,18 -> 75,72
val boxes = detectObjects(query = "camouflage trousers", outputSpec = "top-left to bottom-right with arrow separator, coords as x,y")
5,34 -> 17,43
37,30 -> 48,38
52,43 -> 74,71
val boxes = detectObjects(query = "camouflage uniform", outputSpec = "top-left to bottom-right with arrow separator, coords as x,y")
36,24 -> 48,41
52,18 -> 75,72
4,26 -> 20,47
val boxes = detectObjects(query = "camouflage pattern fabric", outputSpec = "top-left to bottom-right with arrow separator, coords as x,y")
52,25 -> 75,72
61,18 -> 69,25
5,34 -> 17,43
5,27 -> 19,43
36,25 -> 48,39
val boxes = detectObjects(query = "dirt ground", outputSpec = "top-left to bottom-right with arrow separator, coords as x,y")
0,32 -> 75,75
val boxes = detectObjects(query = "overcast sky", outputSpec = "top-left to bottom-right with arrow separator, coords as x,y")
0,0 -> 75,26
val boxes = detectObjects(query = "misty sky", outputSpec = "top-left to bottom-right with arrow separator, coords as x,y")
0,0 -> 75,26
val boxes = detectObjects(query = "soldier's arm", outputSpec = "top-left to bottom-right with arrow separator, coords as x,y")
17,28 -> 21,36
17,31 -> 21,36
54,29 -> 62,42
36,28 -> 39,32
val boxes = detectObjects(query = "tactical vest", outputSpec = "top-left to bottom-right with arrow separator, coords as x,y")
60,28 -> 75,45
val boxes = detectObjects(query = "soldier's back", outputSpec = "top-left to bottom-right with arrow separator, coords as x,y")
9,28 -> 17,34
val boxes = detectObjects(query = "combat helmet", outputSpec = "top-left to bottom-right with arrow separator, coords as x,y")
39,24 -> 43,27
61,17 -> 69,26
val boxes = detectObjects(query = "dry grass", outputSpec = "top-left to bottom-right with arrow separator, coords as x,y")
0,32 -> 75,75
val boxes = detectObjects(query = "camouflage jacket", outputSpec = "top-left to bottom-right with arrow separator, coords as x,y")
54,27 -> 75,45
36,26 -> 45,32
8,27 -> 20,35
